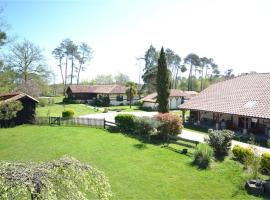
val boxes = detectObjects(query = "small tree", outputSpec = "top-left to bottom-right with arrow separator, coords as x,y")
206,129 -> 234,157
126,82 -> 137,108
0,156 -> 112,200
156,47 -> 170,113
0,101 -> 23,127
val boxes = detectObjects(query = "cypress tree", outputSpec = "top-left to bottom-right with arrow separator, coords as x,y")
156,47 -> 170,113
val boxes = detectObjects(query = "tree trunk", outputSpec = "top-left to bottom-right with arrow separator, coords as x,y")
188,64 -> 193,91
129,88 -> 132,108
70,55 -> 74,84
174,68 -> 179,89
77,63 -> 82,85
64,56 -> 68,94
204,67 -> 208,90
59,58 -> 64,85
200,66 -> 204,91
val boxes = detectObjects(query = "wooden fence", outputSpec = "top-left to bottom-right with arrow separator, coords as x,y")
35,117 -> 116,128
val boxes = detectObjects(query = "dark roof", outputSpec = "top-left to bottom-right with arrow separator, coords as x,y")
179,73 -> 270,119
142,89 -> 197,103
68,84 -> 127,94
0,92 -> 39,104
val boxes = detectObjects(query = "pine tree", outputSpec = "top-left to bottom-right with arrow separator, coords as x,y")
156,47 -> 170,113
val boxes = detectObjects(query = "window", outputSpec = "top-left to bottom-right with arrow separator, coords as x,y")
116,95 -> 123,101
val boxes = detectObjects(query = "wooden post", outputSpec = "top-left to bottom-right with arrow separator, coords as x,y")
182,110 -> 186,124
103,118 -> 106,129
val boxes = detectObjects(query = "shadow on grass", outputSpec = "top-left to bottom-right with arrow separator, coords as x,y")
161,145 -> 193,157
133,143 -> 147,150
214,154 -> 226,162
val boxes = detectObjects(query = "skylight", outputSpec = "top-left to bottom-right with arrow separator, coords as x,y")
244,101 -> 257,108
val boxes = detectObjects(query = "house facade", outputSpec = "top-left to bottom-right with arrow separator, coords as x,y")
66,84 -> 139,106
142,89 -> 197,110
179,73 -> 270,135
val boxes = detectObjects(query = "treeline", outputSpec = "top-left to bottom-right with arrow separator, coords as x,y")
141,45 -> 235,93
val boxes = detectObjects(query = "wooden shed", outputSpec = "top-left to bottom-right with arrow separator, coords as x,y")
0,92 -> 39,125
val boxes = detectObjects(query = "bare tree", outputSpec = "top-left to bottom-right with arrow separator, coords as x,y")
6,39 -> 47,84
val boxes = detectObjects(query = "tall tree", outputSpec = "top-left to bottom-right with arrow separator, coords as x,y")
76,42 -> 92,84
125,81 -> 137,108
52,46 -> 65,86
156,47 -> 170,113
141,45 -> 159,93
165,48 -> 181,89
67,41 -> 78,84
184,53 -> 201,91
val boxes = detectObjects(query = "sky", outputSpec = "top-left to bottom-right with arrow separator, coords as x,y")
2,0 -> 270,83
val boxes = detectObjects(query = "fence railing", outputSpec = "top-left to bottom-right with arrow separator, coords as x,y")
35,117 -> 106,128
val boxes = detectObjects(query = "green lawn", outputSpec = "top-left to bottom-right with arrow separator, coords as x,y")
106,105 -> 143,112
36,103 -> 101,117
0,125 -> 260,200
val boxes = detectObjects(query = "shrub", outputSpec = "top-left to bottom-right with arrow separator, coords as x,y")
93,96 -> 110,107
62,109 -> 75,118
261,153 -> 270,174
193,143 -> 213,169
154,113 -> 183,137
232,145 -> 254,163
0,156 -> 112,200
206,129 -> 234,156
134,117 -> 162,136
0,101 -> 23,127
115,114 -> 136,133
244,151 -> 261,179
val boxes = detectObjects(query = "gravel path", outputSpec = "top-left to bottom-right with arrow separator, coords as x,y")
180,129 -> 270,155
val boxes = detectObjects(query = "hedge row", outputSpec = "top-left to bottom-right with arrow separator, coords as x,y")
114,113 -> 183,138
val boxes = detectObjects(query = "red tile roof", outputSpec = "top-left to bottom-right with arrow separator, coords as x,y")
68,84 -> 127,94
0,92 -> 39,104
142,90 -> 197,103
179,73 -> 270,119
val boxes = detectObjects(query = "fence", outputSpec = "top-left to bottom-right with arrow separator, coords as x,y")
35,117 -> 106,128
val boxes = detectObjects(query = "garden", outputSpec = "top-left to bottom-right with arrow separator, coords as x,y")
0,123 -> 267,199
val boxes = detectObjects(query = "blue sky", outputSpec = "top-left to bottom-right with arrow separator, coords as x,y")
2,0 -> 270,83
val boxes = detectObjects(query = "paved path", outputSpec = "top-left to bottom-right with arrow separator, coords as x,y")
180,129 -> 270,155
79,111 -> 158,122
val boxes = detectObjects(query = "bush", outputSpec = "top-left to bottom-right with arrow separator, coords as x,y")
261,153 -> 270,174
0,101 -> 23,127
193,143 -> 213,169
232,145 -> 254,163
244,151 -> 261,179
206,129 -> 234,156
115,114 -> 136,133
62,109 -> 75,118
154,113 -> 183,137
0,156 -> 112,200
134,117 -> 162,136
93,96 -> 110,107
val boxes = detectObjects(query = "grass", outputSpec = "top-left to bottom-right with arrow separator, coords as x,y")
0,125 -> 260,200
36,96 -> 102,117
37,103 -> 101,117
106,105 -> 143,112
